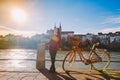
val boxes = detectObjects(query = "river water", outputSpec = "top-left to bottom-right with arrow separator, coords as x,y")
0,49 -> 120,70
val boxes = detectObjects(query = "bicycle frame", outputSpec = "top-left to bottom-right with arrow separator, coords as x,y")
72,42 -> 101,64
63,37 -> 110,71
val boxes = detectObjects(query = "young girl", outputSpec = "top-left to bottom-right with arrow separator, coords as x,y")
45,28 -> 61,72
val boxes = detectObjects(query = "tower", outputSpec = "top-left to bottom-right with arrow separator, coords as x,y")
59,23 -> 62,34
54,23 -> 56,29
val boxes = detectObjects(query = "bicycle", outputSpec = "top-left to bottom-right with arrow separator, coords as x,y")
62,36 -> 110,71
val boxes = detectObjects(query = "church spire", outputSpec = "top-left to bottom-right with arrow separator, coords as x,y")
54,23 -> 56,29
59,22 -> 62,32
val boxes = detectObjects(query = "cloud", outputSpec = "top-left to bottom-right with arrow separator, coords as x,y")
99,15 -> 120,33
99,27 -> 120,33
0,25 -> 39,37
0,25 -> 17,31
103,16 -> 120,24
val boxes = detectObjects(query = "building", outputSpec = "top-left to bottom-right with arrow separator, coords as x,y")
49,24 -> 120,45
61,31 -> 74,41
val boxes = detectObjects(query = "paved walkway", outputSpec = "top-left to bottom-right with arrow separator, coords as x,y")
0,67 -> 120,80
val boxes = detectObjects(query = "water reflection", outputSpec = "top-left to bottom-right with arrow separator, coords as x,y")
0,49 -> 36,68
0,49 -> 36,59
11,60 -> 22,67
0,49 -> 120,70
8,49 -> 28,67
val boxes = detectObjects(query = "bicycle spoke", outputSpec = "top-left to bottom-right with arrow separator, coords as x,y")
69,53 -> 76,67
67,52 -> 73,62
62,51 -> 77,71
91,49 -> 110,70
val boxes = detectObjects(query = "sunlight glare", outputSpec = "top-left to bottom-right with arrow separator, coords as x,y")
11,8 -> 27,23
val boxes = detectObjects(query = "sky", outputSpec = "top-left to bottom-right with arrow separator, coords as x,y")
0,0 -> 120,37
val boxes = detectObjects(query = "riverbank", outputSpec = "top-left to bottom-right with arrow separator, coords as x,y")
0,49 -> 120,70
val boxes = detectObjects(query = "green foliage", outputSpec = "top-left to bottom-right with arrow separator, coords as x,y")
0,34 -> 49,49
0,38 -> 12,49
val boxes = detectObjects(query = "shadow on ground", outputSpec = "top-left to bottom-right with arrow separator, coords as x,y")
38,68 -> 120,80
38,68 -> 74,80
98,70 -> 120,80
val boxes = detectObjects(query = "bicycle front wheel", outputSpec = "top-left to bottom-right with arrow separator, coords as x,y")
90,49 -> 110,70
62,50 -> 76,71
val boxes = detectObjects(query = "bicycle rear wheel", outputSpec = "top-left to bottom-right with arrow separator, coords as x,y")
62,50 -> 76,71
90,49 -> 110,70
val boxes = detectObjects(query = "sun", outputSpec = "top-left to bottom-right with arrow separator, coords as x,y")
11,8 -> 27,23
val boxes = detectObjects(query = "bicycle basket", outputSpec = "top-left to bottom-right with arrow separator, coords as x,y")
78,40 -> 92,51
69,37 -> 81,46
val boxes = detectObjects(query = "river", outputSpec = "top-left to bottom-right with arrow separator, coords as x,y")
0,49 -> 120,70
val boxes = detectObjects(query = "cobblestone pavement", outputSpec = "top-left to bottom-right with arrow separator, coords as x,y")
0,67 -> 47,80
0,67 -> 120,80
0,72 -> 47,80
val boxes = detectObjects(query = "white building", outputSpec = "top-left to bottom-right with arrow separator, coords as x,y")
61,31 -> 74,41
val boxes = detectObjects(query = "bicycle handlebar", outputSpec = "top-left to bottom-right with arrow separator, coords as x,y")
91,42 -> 100,50
94,42 -> 100,46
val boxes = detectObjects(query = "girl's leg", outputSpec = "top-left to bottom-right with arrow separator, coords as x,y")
49,50 -> 57,72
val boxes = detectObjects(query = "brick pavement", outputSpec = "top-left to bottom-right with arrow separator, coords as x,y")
0,67 -> 120,80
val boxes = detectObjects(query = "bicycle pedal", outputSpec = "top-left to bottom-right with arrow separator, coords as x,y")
85,62 -> 89,65
84,60 -> 91,65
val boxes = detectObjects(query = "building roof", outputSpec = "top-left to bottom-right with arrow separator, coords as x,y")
61,31 -> 74,34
